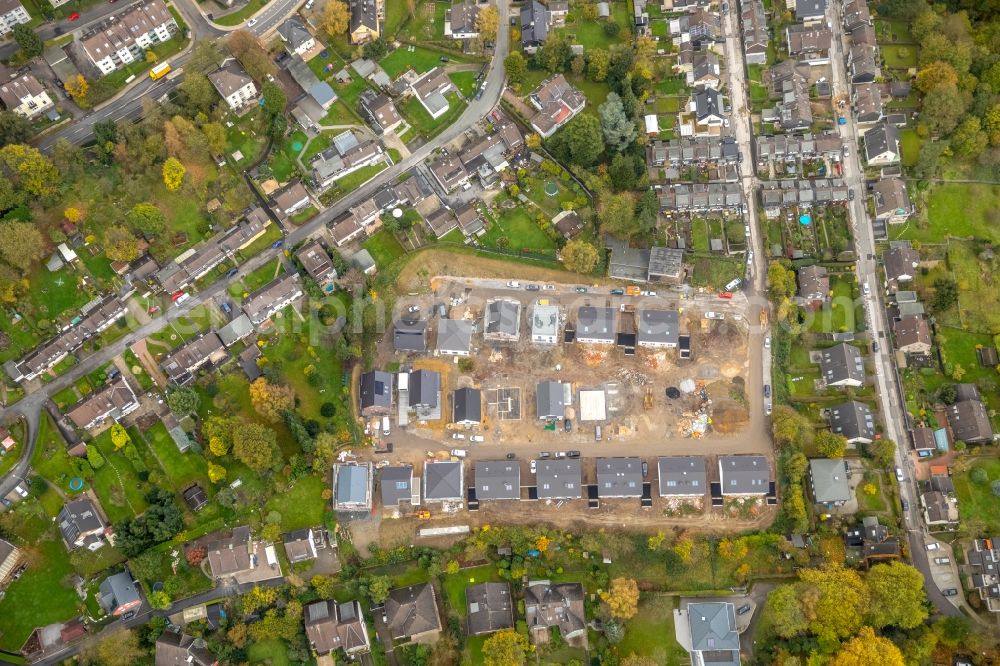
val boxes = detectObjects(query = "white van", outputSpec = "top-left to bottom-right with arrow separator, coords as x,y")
381,416 -> 390,436
450,449 -> 468,458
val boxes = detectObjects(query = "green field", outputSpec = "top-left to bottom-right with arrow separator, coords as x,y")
213,0 -> 269,26
264,475 -> 328,532
247,638 -> 291,665
900,128 -> 922,168
953,457 -> 1000,533
481,208 -> 559,256
881,44 -> 918,69
617,594 -> 688,665
897,183 -> 1000,245
90,427 -> 151,523
449,71 -> 479,98
362,230 -> 407,267
400,92 -> 467,138
140,421 -> 211,490
380,45 -> 469,78
807,275 -> 859,334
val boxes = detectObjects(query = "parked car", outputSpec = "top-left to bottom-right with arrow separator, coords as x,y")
381,416 -> 390,436
704,311 -> 725,320
221,302 -> 233,315
439,56 -> 450,62
718,292 -> 733,299
530,460 -> 537,473
14,485 -> 28,498
542,285 -> 555,290
226,267 -> 239,279
563,419 -> 572,432
474,88 -> 484,100
555,451 -> 567,458
567,450 -> 581,458
764,385 -> 771,398
506,281 -> 521,288
926,542 -> 941,551
451,433 -> 465,440
539,451 -> 551,459
872,341 -> 880,352
506,452 -> 516,460
450,449 -> 467,458
610,288 -> 625,295
942,588 -> 959,597
595,425 -> 602,440
0,498 -> 11,508
270,239 -> 283,249
737,604 -> 751,615
848,189 -> 855,201
408,305 -> 420,313
764,336 -> 771,349
641,461 -> 648,478
525,284 -> 540,291
725,278 -> 742,291
246,17 -> 257,27
68,11 -> 80,20
901,499 -> 909,511
470,435 -> 485,443
895,467 -> 905,482
933,557 -> 951,565
575,287 -> 588,293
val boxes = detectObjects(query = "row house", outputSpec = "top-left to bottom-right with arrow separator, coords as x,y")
742,0 -> 769,65
872,176 -> 912,224
66,376 -> 140,430
657,182 -> 744,212
647,136 -> 739,168
759,178 -> 850,216
0,73 -> 53,119
311,133 -> 385,190
842,0 -> 871,31
459,115 -> 523,185
80,0 -> 177,75
0,0 -> 30,36
444,0 -> 479,39
785,24 -> 832,65
160,331 -> 227,386
769,60 -> 812,131
848,43 -> 880,84
853,81 -> 883,124
242,273 -> 304,325
7,296 -> 126,382
756,132 -> 843,162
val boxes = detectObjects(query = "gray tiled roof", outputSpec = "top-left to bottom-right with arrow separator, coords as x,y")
424,460 -> 464,501
474,460 -> 520,500
719,455 -> 770,495
380,465 -> 413,507
535,459 -> 582,499
596,457 -> 643,497
657,456 -> 706,496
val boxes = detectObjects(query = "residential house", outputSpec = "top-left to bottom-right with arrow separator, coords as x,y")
819,342 -> 865,387
358,90 -> 402,135
445,0 -> 479,39
648,136 -> 742,167
455,201 -> 485,237
428,154 -> 470,192
688,52 -> 721,89
460,118 -> 523,184
946,384 -> 994,444
842,0 -> 870,31
828,400 -> 876,444
786,24 -> 832,64
883,243 -> 918,290
466,582 -> 514,635
684,602 -> 741,666
921,490 -> 959,526
892,317 -> 931,355
409,369 -> 440,410
242,274 -> 304,325
333,462 -> 373,512
359,370 -> 393,416
155,630 -> 217,666
0,538 -> 23,590
850,22 -> 876,45
58,498 -> 106,551
208,58 -> 257,110
424,460 -> 464,503
853,81 -> 883,124
872,177 -> 912,224
718,455 -> 770,496
98,570 -> 142,617
394,319 -> 428,353
474,460 -> 520,501
160,331 -> 226,386
528,74 -> 586,138
910,425 -> 937,453
520,0 -> 549,52
536,380 -> 567,420
657,456 -> 707,497
330,213 -> 364,247
349,0 -> 380,44
79,0 -> 176,75
846,515 -> 901,562
798,264 -> 830,303
380,465 -> 415,507
0,73 -> 53,119
436,319 -> 474,356
795,0 -> 827,23
596,457 -> 643,498
384,583 -> 442,642
283,528 -> 320,564
531,303 -> 561,344
304,599 -> 371,655
756,133 -> 844,161
966,538 -> 1000,612
287,53 -> 338,110
524,581 -> 586,640
217,315 -> 253,348
849,43 -> 880,84
636,309 -> 679,348
548,0 -> 569,25
412,67 -> 455,119
311,139 -> 385,189
66,376 -> 139,430
771,60 -> 813,130
295,240 -> 336,284
576,306 -> 617,344
453,387 -> 482,426
809,458 -> 851,506
687,87 -> 726,135
0,0 -> 29,35
205,526 -> 259,582
278,17 -> 316,56
742,0 -> 769,65
272,181 -> 312,216
535,459 -> 582,500
484,299 -> 521,341
670,8 -> 719,43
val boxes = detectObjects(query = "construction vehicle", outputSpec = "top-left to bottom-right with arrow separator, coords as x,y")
644,386 -> 653,410
759,309 -> 768,327
625,286 -> 641,296
149,63 -> 172,80
417,511 -> 431,520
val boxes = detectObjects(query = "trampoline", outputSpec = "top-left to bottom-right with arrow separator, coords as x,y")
291,141 -> 304,152
543,181 -> 559,196
69,477 -> 83,491
799,214 -> 812,225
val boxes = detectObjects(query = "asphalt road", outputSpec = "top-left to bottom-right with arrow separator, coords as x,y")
826,0 -> 960,618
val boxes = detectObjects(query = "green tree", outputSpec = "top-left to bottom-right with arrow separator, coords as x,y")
312,575 -> 336,598
127,202 -> 166,237
162,157 -> 186,191
771,405 -> 810,448
87,445 -> 106,470
226,30 -> 276,81
763,584 -> 808,638
321,0 -> 350,34
261,81 -> 287,117
865,561 -> 928,629
950,116 -> 988,157
475,5 -> 498,39
83,629 -> 144,666
103,225 -> 139,262
167,387 -> 200,415
562,239 -> 599,274
599,92 -> 637,152
368,575 -> 392,604
0,110 -> 31,147
830,627 -> 905,666
362,37 -> 388,60
243,585 -> 279,615
598,192 -> 635,238
601,577 -> 639,619
609,152 -> 640,191
816,430 -> 848,458
482,629 -> 529,666
767,261 -> 796,299
536,31 -> 570,72
147,590 -> 171,609
588,48 -> 610,81
207,462 -> 226,483
915,61 -> 958,93
932,277 -> 958,311
919,82 -> 966,135
110,423 -> 131,450
798,564 -> 870,641
13,25 -> 42,58
0,143 -> 60,199
0,221 -> 44,270
179,71 -> 217,113
504,52 -> 528,89
232,423 -> 280,473
548,113 -> 603,167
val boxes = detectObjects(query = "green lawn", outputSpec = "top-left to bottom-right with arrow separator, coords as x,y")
481,208 -> 559,256
90,428 -> 151,523
807,274 -> 859,334
449,71 -> 479,98
380,44 -> 469,78
953,457 -> 1000,534
397,0 -> 447,42
901,183 -> 1000,245
900,128 -> 921,168
362,230 -> 406,267
27,264 -> 92,322
617,594 -> 688,665
400,92 -> 467,139
689,255 -> 745,290
140,421 -> 211,489
213,0 -> 269,26
881,44 -> 918,69
264,475 -> 329,532
857,472 -> 888,512
231,258 -> 283,298
247,638 -> 291,665
441,565 -> 500,617
270,130 -> 309,183
0,507 -> 82,651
